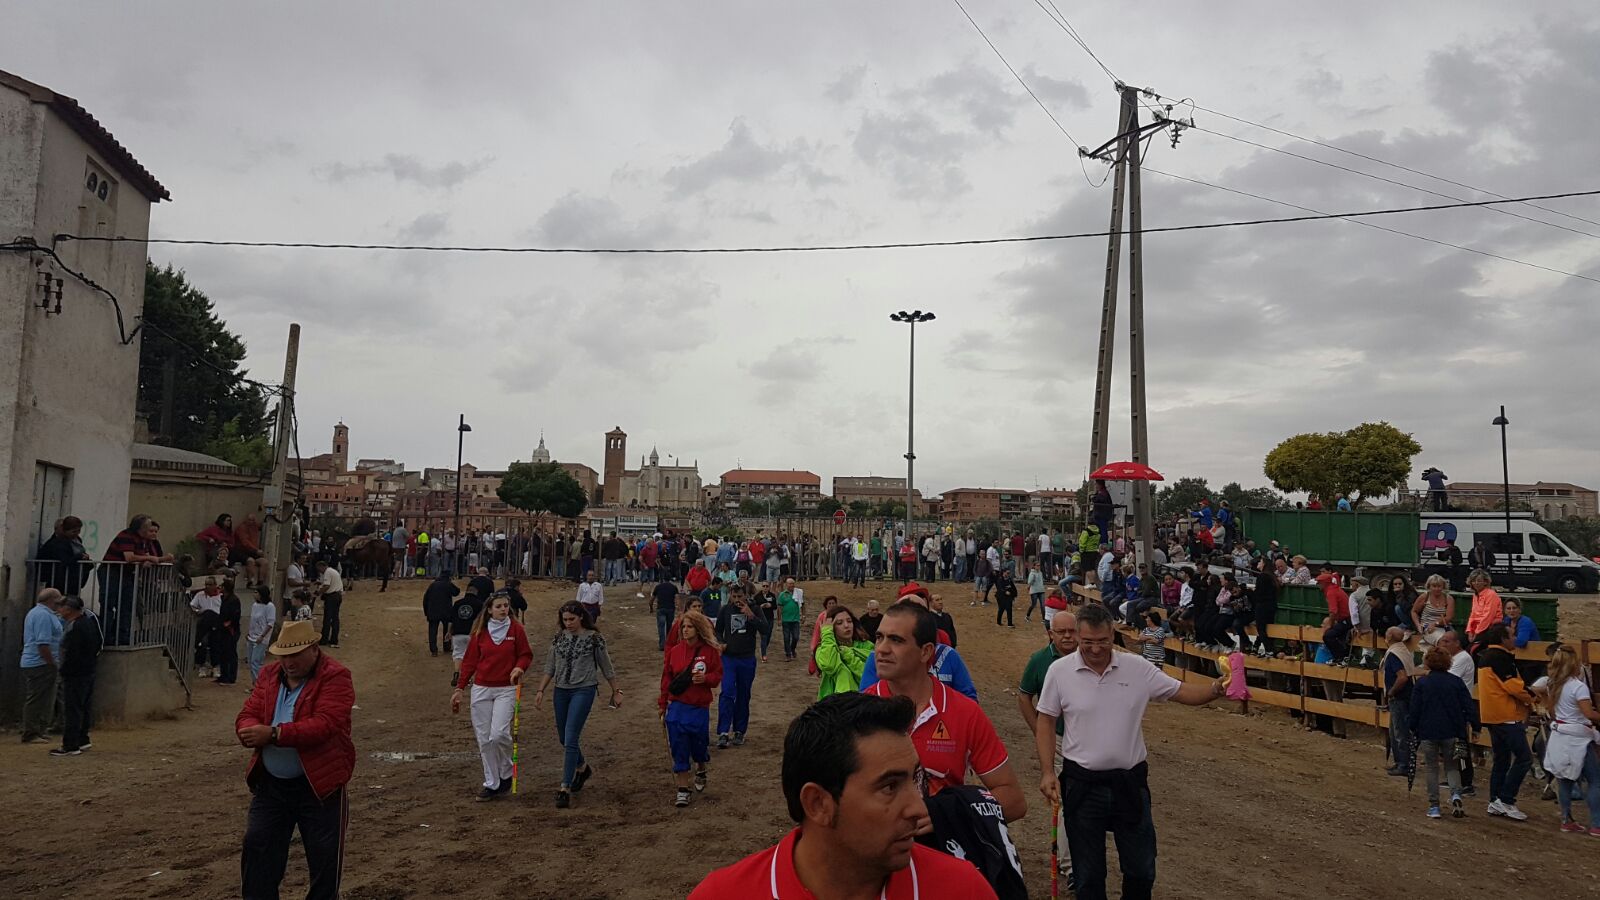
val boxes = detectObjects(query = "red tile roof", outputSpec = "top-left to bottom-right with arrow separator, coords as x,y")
721,469 -> 821,486
0,69 -> 170,202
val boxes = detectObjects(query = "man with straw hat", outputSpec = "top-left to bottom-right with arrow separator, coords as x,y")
235,619 -> 355,899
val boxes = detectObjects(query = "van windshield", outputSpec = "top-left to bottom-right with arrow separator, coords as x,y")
1529,533 -> 1567,557
1476,533 -> 1523,555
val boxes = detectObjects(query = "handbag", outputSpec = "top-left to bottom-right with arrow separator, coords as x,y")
667,650 -> 701,696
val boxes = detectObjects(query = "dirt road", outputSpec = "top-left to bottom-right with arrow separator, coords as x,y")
4,577 -> 1597,898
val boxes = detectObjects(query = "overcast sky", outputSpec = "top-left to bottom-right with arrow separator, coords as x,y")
8,2 -> 1598,498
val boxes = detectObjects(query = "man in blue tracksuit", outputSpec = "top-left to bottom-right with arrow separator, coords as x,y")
714,584 -> 769,749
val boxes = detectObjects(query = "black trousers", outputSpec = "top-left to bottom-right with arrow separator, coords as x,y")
320,593 -> 342,645
427,618 -> 450,653
996,595 -> 1015,626
62,674 -> 94,751
242,775 -> 347,900
214,629 -> 239,683
1060,776 -> 1156,900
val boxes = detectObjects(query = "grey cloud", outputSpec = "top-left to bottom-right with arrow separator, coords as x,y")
826,65 -> 869,103
532,193 -> 683,248
395,212 -> 449,244
916,62 -> 1025,134
1297,68 -> 1343,100
662,118 -> 837,198
320,153 -> 492,189
1020,66 -> 1091,112
853,110 -> 973,199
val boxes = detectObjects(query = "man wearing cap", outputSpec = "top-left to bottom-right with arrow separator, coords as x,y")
236,619 -> 355,900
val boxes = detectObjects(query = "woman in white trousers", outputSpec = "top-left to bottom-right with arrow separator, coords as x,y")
451,593 -> 533,800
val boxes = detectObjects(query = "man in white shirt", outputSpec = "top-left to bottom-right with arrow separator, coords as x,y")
285,554 -> 309,593
1038,531 -> 1054,579
576,568 -> 605,622
315,561 -> 344,647
1034,604 -> 1221,900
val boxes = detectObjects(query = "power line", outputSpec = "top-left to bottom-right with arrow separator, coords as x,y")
1032,0 -> 1120,84
1170,97 -> 1600,231
1139,167 -> 1600,284
138,318 -> 285,396
1189,123 -> 1600,241
1,239 -> 139,344
42,189 -> 1600,285
949,0 -> 1083,149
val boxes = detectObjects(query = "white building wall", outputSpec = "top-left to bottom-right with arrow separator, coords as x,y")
0,86 -> 154,716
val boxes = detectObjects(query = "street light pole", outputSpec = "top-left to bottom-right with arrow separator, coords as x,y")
1493,406 -> 1511,546
454,414 -> 472,540
891,310 -> 935,542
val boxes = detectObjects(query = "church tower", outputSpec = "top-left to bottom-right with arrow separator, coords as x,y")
603,427 -> 626,505
532,432 -> 551,464
332,422 -> 349,472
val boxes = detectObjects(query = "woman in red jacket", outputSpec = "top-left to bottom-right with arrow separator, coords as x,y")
451,593 -> 533,801
659,611 -> 722,808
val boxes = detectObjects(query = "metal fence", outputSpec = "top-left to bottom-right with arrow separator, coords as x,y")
28,559 -> 195,701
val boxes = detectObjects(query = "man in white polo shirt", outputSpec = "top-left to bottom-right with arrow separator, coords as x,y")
1032,603 -> 1221,900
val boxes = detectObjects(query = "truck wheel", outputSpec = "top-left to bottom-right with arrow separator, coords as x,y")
1555,573 -> 1582,593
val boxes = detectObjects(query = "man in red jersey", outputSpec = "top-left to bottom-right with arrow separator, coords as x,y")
690,692 -> 996,899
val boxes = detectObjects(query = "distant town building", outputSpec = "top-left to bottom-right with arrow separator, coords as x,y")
938,487 -> 1031,523
831,475 -> 928,516
1028,488 -> 1081,520
1443,481 -> 1597,521
593,427 -> 700,509
721,469 -> 823,511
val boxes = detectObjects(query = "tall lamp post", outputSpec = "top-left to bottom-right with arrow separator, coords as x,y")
1492,406 -> 1511,549
890,310 -> 935,541
454,414 -> 472,540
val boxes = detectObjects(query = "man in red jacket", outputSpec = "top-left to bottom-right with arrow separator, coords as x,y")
236,619 -> 355,900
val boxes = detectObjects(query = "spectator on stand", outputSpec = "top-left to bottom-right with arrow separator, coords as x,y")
1476,624 -> 1535,821
1500,598 -> 1540,648
1316,565 -> 1353,663
35,516 -> 92,597
235,620 -> 355,899
1464,570 -> 1503,644
1249,558 -> 1279,657
1411,575 -> 1454,644
1408,646 -> 1479,819
1286,555 -> 1313,585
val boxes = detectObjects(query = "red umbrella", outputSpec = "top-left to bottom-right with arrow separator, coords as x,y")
1089,461 -> 1164,482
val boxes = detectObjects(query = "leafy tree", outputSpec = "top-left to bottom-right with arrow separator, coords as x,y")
1218,481 -> 1287,511
847,500 -> 873,517
774,493 -> 798,515
1545,516 -> 1600,557
497,461 -> 586,523
1264,423 -> 1421,504
738,498 -> 766,516
200,414 -> 275,470
815,497 -> 843,516
138,263 -> 269,454
874,499 -> 907,519
1155,477 -> 1212,518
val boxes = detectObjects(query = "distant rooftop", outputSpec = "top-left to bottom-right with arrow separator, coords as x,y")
0,68 -> 170,202
133,442 -> 237,470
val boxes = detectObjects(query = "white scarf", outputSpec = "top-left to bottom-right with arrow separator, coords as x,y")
487,616 -> 511,645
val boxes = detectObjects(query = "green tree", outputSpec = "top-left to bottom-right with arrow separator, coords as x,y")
1264,423 -> 1421,504
1544,516 -> 1600,557
1155,477 -> 1212,518
774,493 -> 798,515
738,498 -> 766,516
815,497 -> 843,516
138,263 -> 269,454
847,500 -> 873,517
874,499 -> 907,519
497,461 -> 587,522
1218,481 -> 1287,511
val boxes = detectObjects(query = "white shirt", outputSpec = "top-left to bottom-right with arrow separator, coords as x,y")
986,546 -> 1001,568
1036,650 -> 1182,770
286,563 -> 306,586
318,567 -> 344,594
248,601 -> 277,643
1039,534 -> 1052,553
1449,650 -> 1476,697
964,538 -> 977,555
190,590 -> 222,615
576,582 -> 605,607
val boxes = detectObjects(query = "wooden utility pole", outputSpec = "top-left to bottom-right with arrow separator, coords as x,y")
261,324 -> 300,609
1085,88 -> 1135,472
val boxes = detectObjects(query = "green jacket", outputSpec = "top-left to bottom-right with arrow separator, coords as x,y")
815,628 -> 872,699
1078,527 -> 1101,555
778,591 -> 801,623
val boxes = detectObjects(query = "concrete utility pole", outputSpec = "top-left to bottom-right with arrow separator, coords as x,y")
891,310 -> 935,539
262,323 -> 300,611
1082,84 -> 1188,564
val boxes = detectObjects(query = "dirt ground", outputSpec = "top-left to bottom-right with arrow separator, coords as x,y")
4,577 -> 1599,899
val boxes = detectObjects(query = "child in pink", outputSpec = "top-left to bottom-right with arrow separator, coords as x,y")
1223,649 -> 1251,714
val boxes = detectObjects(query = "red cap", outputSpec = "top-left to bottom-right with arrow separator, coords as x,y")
896,581 -> 931,602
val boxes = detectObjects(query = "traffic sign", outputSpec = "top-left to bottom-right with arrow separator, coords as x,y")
833,509 -> 846,525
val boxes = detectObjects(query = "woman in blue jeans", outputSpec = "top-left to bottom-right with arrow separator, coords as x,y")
532,601 -> 620,809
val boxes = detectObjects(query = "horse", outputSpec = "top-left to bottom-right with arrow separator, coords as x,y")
339,535 -> 393,593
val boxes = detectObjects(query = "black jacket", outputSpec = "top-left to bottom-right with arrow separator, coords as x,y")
423,578 -> 460,620
468,574 -> 495,599
60,613 -> 103,678
715,600 -> 770,658
918,785 -> 1027,900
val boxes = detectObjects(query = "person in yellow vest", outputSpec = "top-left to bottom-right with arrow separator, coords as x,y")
415,529 -> 431,577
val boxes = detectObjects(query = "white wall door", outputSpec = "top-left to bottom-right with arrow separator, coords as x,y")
30,462 -> 72,557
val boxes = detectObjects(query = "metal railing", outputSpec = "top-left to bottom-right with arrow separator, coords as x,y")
27,559 -> 195,701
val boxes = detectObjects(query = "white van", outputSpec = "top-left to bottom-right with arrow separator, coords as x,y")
1417,511 -> 1599,593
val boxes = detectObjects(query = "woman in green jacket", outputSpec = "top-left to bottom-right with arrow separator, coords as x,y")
815,606 -> 873,699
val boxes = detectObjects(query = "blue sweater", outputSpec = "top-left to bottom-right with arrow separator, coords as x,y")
1406,672 -> 1479,741
1502,615 -> 1540,648
859,644 -> 977,701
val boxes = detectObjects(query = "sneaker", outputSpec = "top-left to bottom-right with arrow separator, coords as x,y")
732,732 -> 745,747
675,788 -> 691,808
1427,806 -> 1441,819
571,765 -> 594,792
78,742 -> 92,751
1451,796 -> 1465,818
49,748 -> 81,757
1559,821 -> 1585,833
1458,785 -> 1475,797
475,786 -> 498,802
1486,799 -> 1507,817
693,769 -> 708,792
717,733 -> 730,750
555,790 -> 571,809
1500,803 -> 1529,822
1588,827 -> 1600,837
